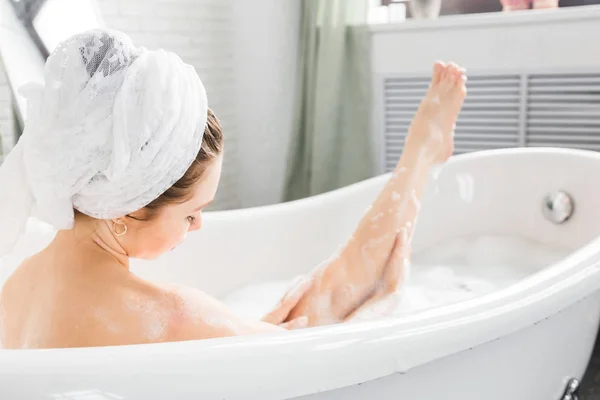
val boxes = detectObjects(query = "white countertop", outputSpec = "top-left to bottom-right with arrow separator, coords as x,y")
369,4 -> 600,33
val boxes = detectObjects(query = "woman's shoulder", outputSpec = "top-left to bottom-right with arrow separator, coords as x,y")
157,283 -> 246,341
99,278 -> 245,344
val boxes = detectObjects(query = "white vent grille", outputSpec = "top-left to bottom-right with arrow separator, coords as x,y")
455,75 -> 520,154
383,77 -> 428,172
526,74 -> 600,151
380,72 -> 600,172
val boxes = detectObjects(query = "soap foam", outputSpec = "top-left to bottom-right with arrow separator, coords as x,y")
223,235 -> 570,321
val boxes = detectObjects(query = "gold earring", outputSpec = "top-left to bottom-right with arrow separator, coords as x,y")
113,219 -> 128,237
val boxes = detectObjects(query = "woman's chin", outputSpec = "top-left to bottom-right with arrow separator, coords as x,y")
170,242 -> 184,252
134,249 -> 170,260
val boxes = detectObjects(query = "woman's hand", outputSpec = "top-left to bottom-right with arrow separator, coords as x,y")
262,277 -> 312,330
285,232 -> 412,327
345,232 -> 411,322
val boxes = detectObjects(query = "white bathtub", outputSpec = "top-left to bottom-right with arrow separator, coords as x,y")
1,147 -> 600,400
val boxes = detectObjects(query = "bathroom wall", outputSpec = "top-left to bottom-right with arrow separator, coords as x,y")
232,0 -> 301,208
95,0 -> 301,209
0,59 -> 15,163
95,0 -> 241,210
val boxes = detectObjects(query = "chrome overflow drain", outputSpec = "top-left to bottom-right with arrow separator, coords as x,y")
560,378 -> 580,400
543,191 -> 574,224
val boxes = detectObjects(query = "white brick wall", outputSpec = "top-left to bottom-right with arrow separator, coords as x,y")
96,0 -> 240,210
0,58 -> 16,164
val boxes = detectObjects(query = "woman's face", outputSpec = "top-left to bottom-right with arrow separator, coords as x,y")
122,156 -> 223,259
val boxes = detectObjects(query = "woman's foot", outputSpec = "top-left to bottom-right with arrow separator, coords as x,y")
404,61 -> 467,165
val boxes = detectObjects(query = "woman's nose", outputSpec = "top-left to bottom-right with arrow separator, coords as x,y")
189,217 -> 202,232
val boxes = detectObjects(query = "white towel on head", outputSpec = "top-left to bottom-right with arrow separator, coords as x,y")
0,29 -> 208,255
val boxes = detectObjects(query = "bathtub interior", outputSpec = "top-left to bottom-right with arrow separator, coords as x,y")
133,149 -> 600,300
1,149 -> 599,307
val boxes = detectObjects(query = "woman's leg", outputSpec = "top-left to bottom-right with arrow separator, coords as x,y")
288,61 -> 467,326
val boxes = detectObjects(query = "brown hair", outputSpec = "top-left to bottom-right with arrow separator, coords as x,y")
137,108 -> 223,218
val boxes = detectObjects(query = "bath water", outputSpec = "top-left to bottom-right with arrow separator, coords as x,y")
223,234 -> 570,320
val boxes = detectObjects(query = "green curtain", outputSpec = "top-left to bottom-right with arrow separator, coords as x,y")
284,0 -> 374,201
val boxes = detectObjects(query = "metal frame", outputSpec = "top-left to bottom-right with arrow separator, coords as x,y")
8,0 -> 50,58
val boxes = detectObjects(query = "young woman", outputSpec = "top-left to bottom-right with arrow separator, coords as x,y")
0,29 -> 466,349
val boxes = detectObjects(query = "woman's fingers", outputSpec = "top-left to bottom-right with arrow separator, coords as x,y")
280,316 -> 309,330
344,232 -> 411,322
345,290 -> 403,323
262,276 -> 312,325
381,231 -> 411,293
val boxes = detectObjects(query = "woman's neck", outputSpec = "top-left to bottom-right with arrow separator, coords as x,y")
51,213 -> 130,270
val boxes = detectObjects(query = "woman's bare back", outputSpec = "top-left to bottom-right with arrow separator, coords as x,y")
0,248 -> 172,348
0,242 -> 291,349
